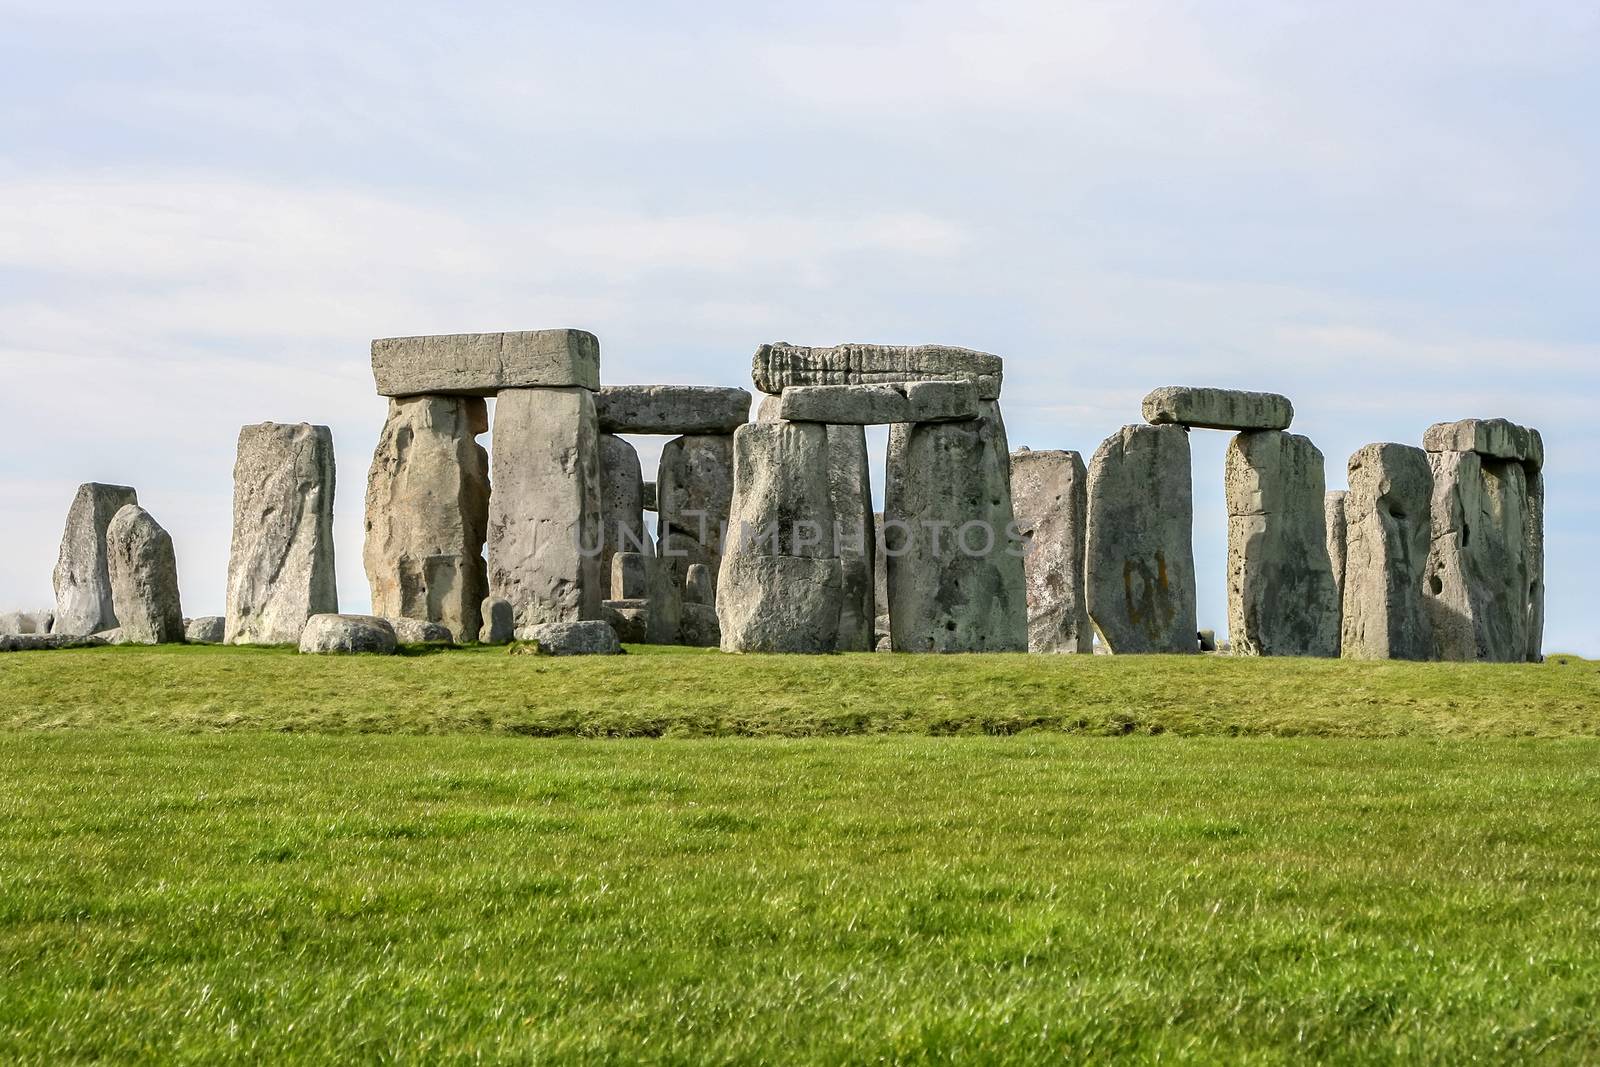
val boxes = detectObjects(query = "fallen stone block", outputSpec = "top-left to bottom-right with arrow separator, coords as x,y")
1142,387 -> 1294,432
372,330 -> 600,396
595,385 -> 752,435
1423,418 -> 1542,468
1085,425 -> 1197,654
185,617 -> 226,644
1010,448 -> 1093,654
106,505 -> 184,645
1,633 -> 108,652
513,620 -> 622,655
753,342 -> 1003,400
227,423 -> 338,645
778,380 -> 979,425
389,617 -> 455,644
680,602 -> 721,648
53,482 -> 139,636
1342,444 -> 1432,660
299,614 -> 397,655
602,600 -> 651,644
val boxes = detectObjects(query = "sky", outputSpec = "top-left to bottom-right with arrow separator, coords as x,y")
2,0 -> 1596,653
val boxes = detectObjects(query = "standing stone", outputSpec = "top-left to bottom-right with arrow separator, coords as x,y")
684,563 -> 716,606
52,483 -> 139,635
487,387 -> 603,628
1525,469 -> 1545,663
828,424 -> 875,652
645,553 -> 683,645
872,512 -> 891,651
753,342 -> 1005,400
226,423 -> 338,645
1341,444 -> 1433,660
656,434 -> 735,595
598,435 -> 648,597
1325,491 -> 1348,606
1224,432 -> 1340,657
105,505 -> 184,644
885,401 -> 1028,653
1084,425 -> 1197,654
717,421 -> 842,653
363,396 -> 490,643
1423,451 -> 1530,662
612,552 -> 651,600
1009,449 -> 1093,654
479,596 -> 515,646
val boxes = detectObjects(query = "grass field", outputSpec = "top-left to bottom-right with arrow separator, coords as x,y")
2,646 -> 1598,1063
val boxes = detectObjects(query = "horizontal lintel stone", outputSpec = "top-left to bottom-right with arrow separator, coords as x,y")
595,385 -> 751,435
372,330 -> 600,396
1142,386 -> 1294,432
778,380 -> 979,424
752,342 -> 1003,400
1423,418 -> 1543,469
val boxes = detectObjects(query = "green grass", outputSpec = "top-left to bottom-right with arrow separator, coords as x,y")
1,643 -> 1597,737
1,648 -> 1598,1062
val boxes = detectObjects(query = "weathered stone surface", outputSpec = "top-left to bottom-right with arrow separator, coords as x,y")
1224,432 -> 1340,657
1525,470 -> 1545,662
487,387 -> 603,628
778,381 -> 980,425
656,434 -> 734,594
53,483 -> 139,635
389,617 -> 454,644
645,553 -> 683,645
1424,451 -> 1530,662
185,616 -> 226,644
684,563 -> 715,606
0,611 -> 52,635
105,505 -> 184,645
1010,449 -> 1093,654
1,633 -> 107,652
372,330 -> 600,396
1341,444 -> 1433,660
753,342 -> 1004,400
94,627 -> 128,645
642,481 -> 657,513
595,385 -> 752,435
598,435 -> 648,598
1084,425 -> 1197,654
680,603 -> 722,648
828,424 -> 875,652
612,552 -> 650,600
1424,418 -> 1542,468
872,512 -> 888,627
1325,491 -> 1348,607
479,597 -> 515,645
364,395 -> 490,644
514,620 -> 622,655
885,402 -> 1028,653
1142,387 -> 1294,432
717,421 -> 843,653
602,600 -> 651,644
226,423 -> 338,645
298,614 -> 397,655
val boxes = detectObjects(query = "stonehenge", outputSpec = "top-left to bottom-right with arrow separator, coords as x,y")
1223,432 -> 1340,658
372,330 -> 601,395
753,342 -> 1004,400
364,395 -> 491,643
516,620 -> 623,656
185,616 -> 226,644
596,385 -> 751,435
226,423 -> 338,645
299,614 -> 397,655
1325,491 -> 1348,604
1009,449 -> 1092,654
778,381 -> 979,425
1142,387 -> 1294,432
1085,425 -> 1197,654
105,505 -> 185,645
597,434 -> 648,597
479,596 -> 515,646
1342,444 -> 1434,660
53,483 -> 139,636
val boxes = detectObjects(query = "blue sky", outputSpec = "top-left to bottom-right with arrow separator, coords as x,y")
3,1 -> 1596,653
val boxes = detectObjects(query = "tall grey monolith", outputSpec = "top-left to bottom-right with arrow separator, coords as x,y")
885,401 -> 1028,653
1224,431 -> 1340,657
226,423 -> 338,645
717,421 -> 842,653
1009,449 -> 1092,654
1325,491 -> 1348,607
106,504 -> 184,644
1423,450 -> 1530,662
828,424 -> 875,652
598,434 -> 648,597
1341,444 -> 1432,660
1525,469 -> 1545,662
656,434 -> 734,596
1085,425 -> 1197,654
363,395 -> 490,644
52,482 -> 139,635
488,387 -> 603,628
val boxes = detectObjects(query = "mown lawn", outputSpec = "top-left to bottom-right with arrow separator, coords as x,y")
1,649 -> 1597,1062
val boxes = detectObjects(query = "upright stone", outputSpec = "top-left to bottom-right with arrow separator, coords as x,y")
479,597 -> 515,646
1341,444 -> 1433,660
828,424 -> 875,652
52,482 -> 139,635
1423,450 -> 1529,662
656,434 -> 734,595
1009,449 -> 1093,654
105,504 -> 184,644
1084,425 -> 1197,654
1224,432 -> 1340,657
717,421 -> 842,653
872,512 -> 890,651
363,396 -> 490,643
598,435 -> 648,597
226,423 -> 337,645
1325,491 -> 1348,607
612,552 -> 651,600
1525,469 -> 1545,663
488,387 -> 603,628
753,342 -> 1004,400
885,401 -> 1028,653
